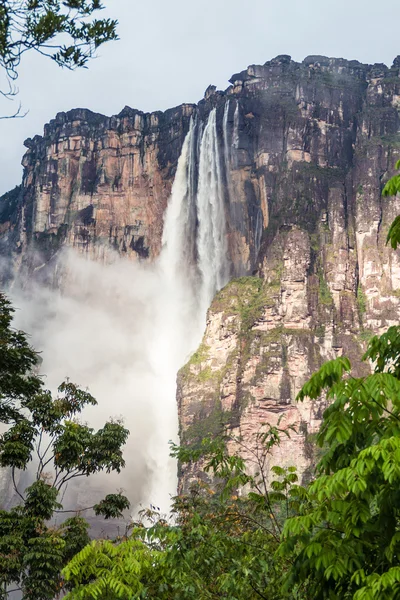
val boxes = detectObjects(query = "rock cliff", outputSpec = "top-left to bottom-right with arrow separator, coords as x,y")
0,105 -> 197,280
2,54 -> 400,488
177,55 -> 400,487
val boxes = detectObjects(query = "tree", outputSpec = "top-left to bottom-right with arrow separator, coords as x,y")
0,293 -> 130,600
279,344 -> 400,599
0,293 -> 42,423
0,0 -> 118,118
63,425 -> 307,600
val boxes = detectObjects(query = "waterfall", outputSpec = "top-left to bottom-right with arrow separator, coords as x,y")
233,102 -> 240,151
146,109 -> 231,504
196,108 -> 230,311
8,107 -> 232,517
160,117 -> 197,283
160,108 -> 231,304
223,100 -> 231,175
222,99 -> 233,208
254,207 -> 263,263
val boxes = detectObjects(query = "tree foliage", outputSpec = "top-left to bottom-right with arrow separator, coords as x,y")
63,425 -> 307,600
382,160 -> 400,249
0,0 -> 117,117
0,292 -> 130,600
0,294 -> 42,423
280,346 -> 400,599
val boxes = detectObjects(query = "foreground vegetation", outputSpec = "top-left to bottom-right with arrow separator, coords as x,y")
2,165 -> 400,598
0,295 -> 130,600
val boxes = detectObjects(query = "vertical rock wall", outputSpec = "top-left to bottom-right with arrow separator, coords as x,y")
176,56 -> 400,489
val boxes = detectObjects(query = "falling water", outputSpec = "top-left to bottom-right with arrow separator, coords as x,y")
223,100 -> 231,176
8,107 -> 232,515
196,108 -> 230,311
254,208 -> 263,263
233,102 -> 240,151
143,117 -> 207,508
160,117 -> 198,283
150,108 -> 231,501
222,99 -> 234,211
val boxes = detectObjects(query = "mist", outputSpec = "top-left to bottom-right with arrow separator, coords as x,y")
5,113 -> 230,512
10,249 -> 196,511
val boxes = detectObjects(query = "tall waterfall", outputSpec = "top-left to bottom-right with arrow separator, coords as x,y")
233,102 -> 240,151
160,117 -> 197,283
147,108 -> 230,503
9,106 -> 232,516
196,108 -> 230,311
223,100 -> 231,175
222,100 -> 234,207
161,107 -> 230,311
254,207 -> 263,263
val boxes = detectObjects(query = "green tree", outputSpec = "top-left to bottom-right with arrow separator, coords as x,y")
279,345 -> 400,599
63,425 -> 306,600
0,293 -> 42,423
0,0 -> 118,117
383,158 -> 400,250
0,293 -> 130,600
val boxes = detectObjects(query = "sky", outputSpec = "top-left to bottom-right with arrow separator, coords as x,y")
0,0 -> 399,195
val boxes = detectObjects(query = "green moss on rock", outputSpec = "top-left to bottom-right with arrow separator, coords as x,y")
357,284 -> 367,317
318,272 -> 333,306
182,404 -> 233,446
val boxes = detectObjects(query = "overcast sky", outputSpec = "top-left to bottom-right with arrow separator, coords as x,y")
0,0 -> 399,195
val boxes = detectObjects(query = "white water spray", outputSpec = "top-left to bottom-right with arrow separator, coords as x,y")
8,108 -> 231,514
197,108 -> 230,311
233,102 -> 240,151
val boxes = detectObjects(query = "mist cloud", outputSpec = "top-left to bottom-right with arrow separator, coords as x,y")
9,247 -> 204,513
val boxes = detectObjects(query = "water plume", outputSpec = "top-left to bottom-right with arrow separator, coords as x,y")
7,107 -> 231,513
196,108 -> 230,312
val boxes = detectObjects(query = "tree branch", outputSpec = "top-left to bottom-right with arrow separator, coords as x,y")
249,581 -> 269,600
11,467 -> 25,502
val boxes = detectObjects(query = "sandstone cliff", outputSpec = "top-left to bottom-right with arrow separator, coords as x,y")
176,56 -> 400,487
0,105 -> 196,280
2,54 -> 400,488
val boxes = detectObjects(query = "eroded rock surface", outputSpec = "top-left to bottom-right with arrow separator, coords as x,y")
176,55 -> 400,489
2,54 -> 400,488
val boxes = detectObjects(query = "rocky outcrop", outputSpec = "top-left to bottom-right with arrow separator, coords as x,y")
2,54 -> 400,488
0,105 -> 197,280
3,55 -> 399,282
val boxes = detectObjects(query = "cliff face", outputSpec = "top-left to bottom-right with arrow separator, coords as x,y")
176,55 -> 400,488
2,54 -> 400,488
0,104 -> 196,280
